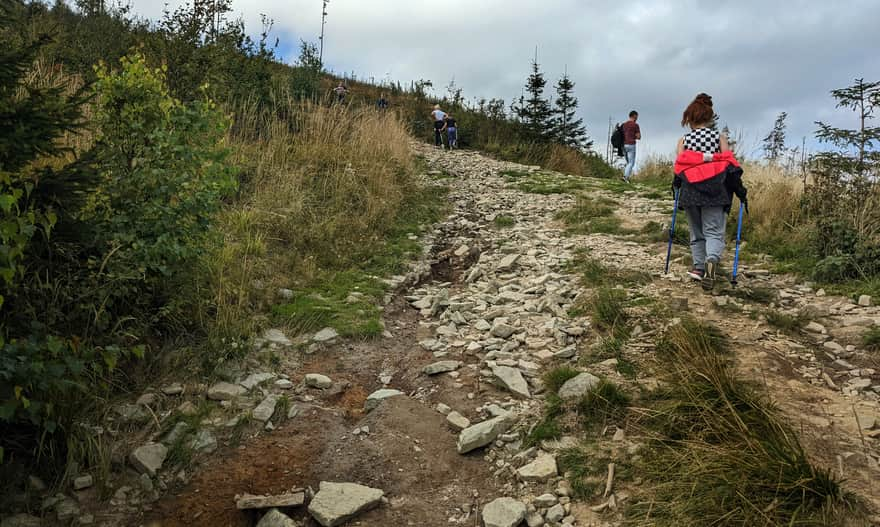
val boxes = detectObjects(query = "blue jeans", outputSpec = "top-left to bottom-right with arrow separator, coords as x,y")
447,127 -> 457,148
623,144 -> 636,180
686,206 -> 726,269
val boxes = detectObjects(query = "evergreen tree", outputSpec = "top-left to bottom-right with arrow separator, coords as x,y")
762,111 -> 788,163
515,55 -> 553,142
551,72 -> 591,149
814,78 -> 880,178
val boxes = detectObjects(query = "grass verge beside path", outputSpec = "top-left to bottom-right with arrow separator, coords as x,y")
202,104 -> 448,366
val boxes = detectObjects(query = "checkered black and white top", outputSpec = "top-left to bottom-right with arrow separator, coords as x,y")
683,127 -> 721,154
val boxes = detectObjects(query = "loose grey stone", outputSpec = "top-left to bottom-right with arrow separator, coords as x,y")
256,508 -> 300,527
313,327 -> 339,342
446,411 -> 471,431
207,382 -> 246,401
73,475 -> 93,491
558,372 -> 600,400
190,430 -> 218,453
263,328 -> 292,346
482,497 -> 526,527
129,443 -> 168,476
364,389 -> 404,411
492,366 -> 531,398
305,374 -> 333,389
161,383 -> 184,396
533,493 -> 558,507
307,482 -> 384,527
423,360 -> 461,375
435,402 -> 452,415
275,379 -> 294,389
546,504 -> 565,523
497,254 -> 521,271
240,373 -> 276,390
516,454 -> 557,482
457,415 -> 514,454
858,294 -> 873,307
287,404 -> 302,420
526,512 -> 545,527
236,491 -> 306,510
805,321 -> 826,334
277,288 -> 294,300
491,321 -> 517,339
55,498 -> 80,522
252,395 -> 279,422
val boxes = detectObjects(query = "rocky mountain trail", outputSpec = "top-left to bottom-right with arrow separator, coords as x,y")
28,144 -> 880,526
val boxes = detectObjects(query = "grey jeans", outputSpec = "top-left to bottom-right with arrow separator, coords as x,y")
685,206 -> 726,269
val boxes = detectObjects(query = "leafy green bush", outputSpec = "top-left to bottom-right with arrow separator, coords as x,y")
85,53 -> 236,321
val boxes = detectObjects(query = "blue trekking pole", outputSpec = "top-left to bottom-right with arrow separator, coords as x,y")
664,188 -> 681,274
731,201 -> 745,287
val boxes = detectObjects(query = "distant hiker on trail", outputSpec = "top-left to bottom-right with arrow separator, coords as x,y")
443,113 -> 458,149
622,110 -> 640,182
672,93 -> 746,291
333,82 -> 348,103
377,93 -> 389,110
431,104 -> 447,148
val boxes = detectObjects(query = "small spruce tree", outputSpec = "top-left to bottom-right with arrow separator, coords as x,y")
762,111 -> 788,163
516,55 -> 553,142
551,72 -> 591,149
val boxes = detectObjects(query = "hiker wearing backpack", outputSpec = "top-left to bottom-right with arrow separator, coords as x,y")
672,93 -> 746,291
431,104 -> 447,148
622,111 -> 640,182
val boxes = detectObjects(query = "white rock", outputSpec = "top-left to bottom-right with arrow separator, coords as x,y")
161,383 -> 184,396
497,254 -> 521,272
491,321 -> 517,339
129,443 -> 167,476
240,372 -> 276,390
313,327 -> 339,342
557,372 -> 601,400
435,402 -> 452,415
516,454 -> 557,482
804,321 -> 827,334
364,389 -> 404,411
73,475 -> 93,490
307,482 -> 384,527
482,497 -> 526,527
446,411 -> 471,431
423,360 -> 461,375
858,295 -> 873,307
457,415 -> 514,454
532,493 -> 558,507
275,379 -> 294,389
252,395 -> 279,422
207,382 -> 246,401
256,508 -> 299,527
546,503 -> 565,522
492,366 -> 531,398
305,374 -> 333,389
262,329 -> 292,346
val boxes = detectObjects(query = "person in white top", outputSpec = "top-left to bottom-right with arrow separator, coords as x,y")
431,104 -> 447,147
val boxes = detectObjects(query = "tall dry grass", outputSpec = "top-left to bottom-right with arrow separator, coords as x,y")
199,98 -> 416,347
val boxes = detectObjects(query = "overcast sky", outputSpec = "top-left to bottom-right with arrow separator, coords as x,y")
125,0 -> 879,164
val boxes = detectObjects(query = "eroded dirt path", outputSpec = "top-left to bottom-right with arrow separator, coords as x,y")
123,144 -> 880,527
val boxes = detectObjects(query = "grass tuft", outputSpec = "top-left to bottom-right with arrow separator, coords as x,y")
544,366 -> 581,395
590,287 -> 629,333
493,215 -> 515,228
764,310 -> 808,334
628,315 -> 856,526
863,326 -> 880,351
578,379 -> 630,427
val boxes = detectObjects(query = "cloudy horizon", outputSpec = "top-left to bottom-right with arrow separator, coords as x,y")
116,0 -> 879,165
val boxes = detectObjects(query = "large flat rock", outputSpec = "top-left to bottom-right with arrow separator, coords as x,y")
558,372 -> 600,400
423,360 -> 461,375
129,442 -> 167,476
235,490 -> 305,510
364,389 -> 404,412
482,497 -> 526,527
492,366 -> 530,398
307,482 -> 384,527
457,415 -> 514,454
516,454 -> 557,482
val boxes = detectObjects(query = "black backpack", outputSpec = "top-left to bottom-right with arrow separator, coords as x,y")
610,123 -> 624,149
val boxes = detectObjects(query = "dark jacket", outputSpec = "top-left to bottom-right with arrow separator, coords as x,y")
673,150 -> 746,212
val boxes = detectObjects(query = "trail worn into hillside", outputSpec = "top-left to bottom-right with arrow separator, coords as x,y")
39,145 -> 879,527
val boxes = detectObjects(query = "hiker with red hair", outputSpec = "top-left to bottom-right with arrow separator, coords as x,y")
673,93 -> 747,291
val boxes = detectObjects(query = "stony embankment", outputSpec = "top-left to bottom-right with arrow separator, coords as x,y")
15,143 -> 880,527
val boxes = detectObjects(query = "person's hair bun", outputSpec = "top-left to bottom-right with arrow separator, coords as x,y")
695,93 -> 713,107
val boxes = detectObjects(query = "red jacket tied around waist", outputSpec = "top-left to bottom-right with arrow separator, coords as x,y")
673,150 -> 746,212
